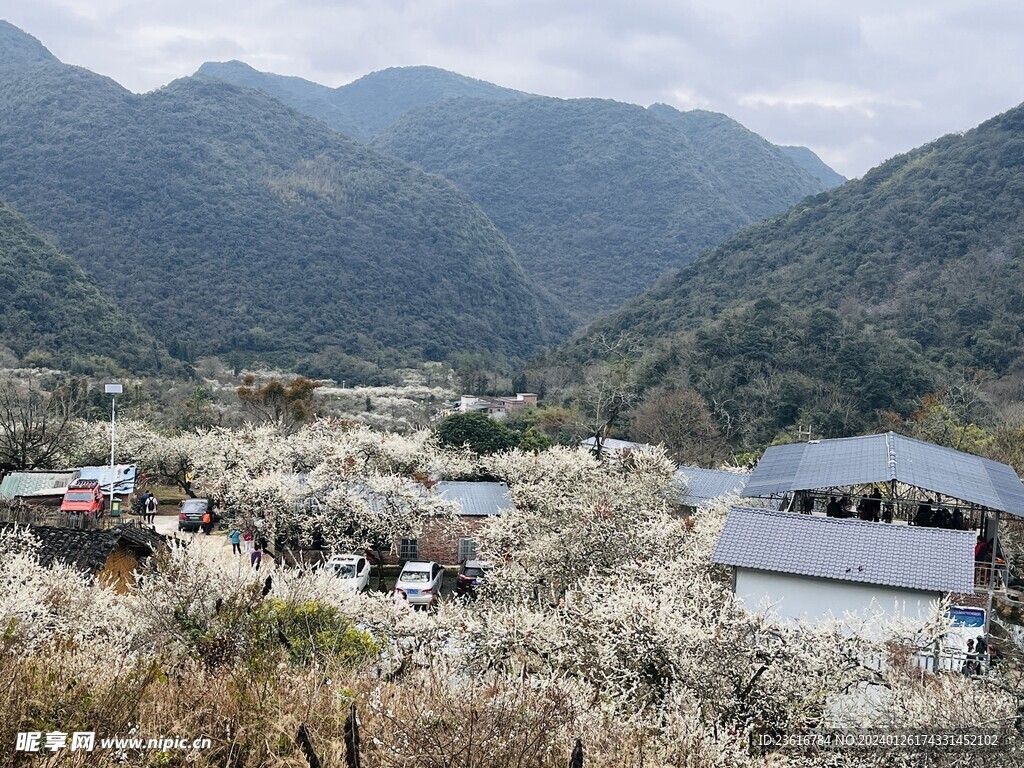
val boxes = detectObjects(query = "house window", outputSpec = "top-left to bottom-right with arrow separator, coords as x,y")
458,537 -> 479,563
400,538 -> 418,561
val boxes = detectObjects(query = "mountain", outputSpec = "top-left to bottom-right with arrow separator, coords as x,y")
573,102 -> 1024,446
645,105 -> 844,220
0,23 -> 569,380
374,97 -> 838,318
0,19 -> 55,69
197,62 -> 529,140
777,145 -> 847,188
0,199 -> 180,375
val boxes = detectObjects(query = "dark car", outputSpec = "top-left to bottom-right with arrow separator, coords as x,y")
178,498 -> 210,532
455,559 -> 492,599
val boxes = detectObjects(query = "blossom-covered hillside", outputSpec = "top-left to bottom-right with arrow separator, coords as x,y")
2,420 -> 1021,766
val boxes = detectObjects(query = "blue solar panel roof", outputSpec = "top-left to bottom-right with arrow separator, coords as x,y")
741,432 -> 1024,516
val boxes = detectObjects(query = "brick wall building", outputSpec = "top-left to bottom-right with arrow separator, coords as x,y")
392,481 -> 513,565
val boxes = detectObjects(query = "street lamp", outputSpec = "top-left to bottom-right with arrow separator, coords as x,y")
104,383 -> 122,516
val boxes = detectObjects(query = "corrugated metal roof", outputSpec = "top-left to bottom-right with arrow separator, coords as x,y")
674,466 -> 749,507
78,465 -> 137,495
741,432 -> 1024,516
712,506 -> 976,593
435,481 -> 512,517
0,471 -> 75,499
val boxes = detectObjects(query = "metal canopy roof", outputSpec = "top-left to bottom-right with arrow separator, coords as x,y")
712,506 -> 976,593
741,432 -> 1024,516
674,466 -> 749,507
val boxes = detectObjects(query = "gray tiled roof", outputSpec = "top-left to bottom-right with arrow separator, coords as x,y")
435,481 -> 513,517
675,466 -> 749,507
711,506 -> 976,593
742,432 -> 1024,517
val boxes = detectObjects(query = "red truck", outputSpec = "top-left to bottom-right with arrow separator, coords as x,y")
60,479 -> 105,516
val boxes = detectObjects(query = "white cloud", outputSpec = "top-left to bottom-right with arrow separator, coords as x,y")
2,0 -> 1023,176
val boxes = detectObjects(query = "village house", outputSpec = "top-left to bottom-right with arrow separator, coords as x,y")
2,522 -> 165,592
674,465 -> 749,513
580,436 -> 653,462
712,432 -> 1024,637
0,465 -> 137,509
712,506 -> 976,623
456,393 -> 538,420
397,480 -> 514,565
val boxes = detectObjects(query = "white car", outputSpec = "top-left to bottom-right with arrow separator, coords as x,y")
395,560 -> 444,606
327,554 -> 371,593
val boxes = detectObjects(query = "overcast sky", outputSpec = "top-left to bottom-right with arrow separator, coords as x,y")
5,0 -> 1024,177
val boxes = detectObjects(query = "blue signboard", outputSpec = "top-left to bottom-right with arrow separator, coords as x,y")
948,606 -> 986,628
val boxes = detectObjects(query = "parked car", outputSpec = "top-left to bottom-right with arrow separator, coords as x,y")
327,554 -> 371,592
395,561 -> 444,606
455,559 -> 493,599
177,498 -> 210,532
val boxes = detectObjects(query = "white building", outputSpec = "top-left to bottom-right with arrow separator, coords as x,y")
712,507 -> 976,624
457,393 -> 537,419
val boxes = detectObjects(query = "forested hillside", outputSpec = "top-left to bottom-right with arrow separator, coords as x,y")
197,62 -> 529,140
0,23 -> 568,380
374,97 -> 836,318
778,145 -> 847,188
0,201 -> 180,375
569,102 -> 1024,447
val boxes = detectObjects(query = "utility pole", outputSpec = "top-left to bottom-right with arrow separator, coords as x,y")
104,383 -> 122,516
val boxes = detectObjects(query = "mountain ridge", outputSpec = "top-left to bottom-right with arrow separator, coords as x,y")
197,61 -> 531,139
374,95 -> 838,318
566,100 -> 1024,446
0,23 -> 569,380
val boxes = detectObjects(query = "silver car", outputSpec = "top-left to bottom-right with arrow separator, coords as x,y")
395,560 -> 444,606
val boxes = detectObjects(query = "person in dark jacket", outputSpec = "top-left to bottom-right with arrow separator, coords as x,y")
826,496 -> 841,517
975,536 -> 991,561
914,501 -> 933,527
951,507 -> 965,530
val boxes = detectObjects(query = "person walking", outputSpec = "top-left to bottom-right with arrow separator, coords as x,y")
243,528 -> 254,553
137,492 -> 151,519
145,494 -> 158,525
250,542 -> 263,570
228,527 -> 242,555
201,509 -> 212,535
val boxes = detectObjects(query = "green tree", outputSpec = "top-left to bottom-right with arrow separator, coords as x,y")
436,412 -> 520,454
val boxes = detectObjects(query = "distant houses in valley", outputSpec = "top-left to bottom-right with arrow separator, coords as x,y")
455,393 -> 538,419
